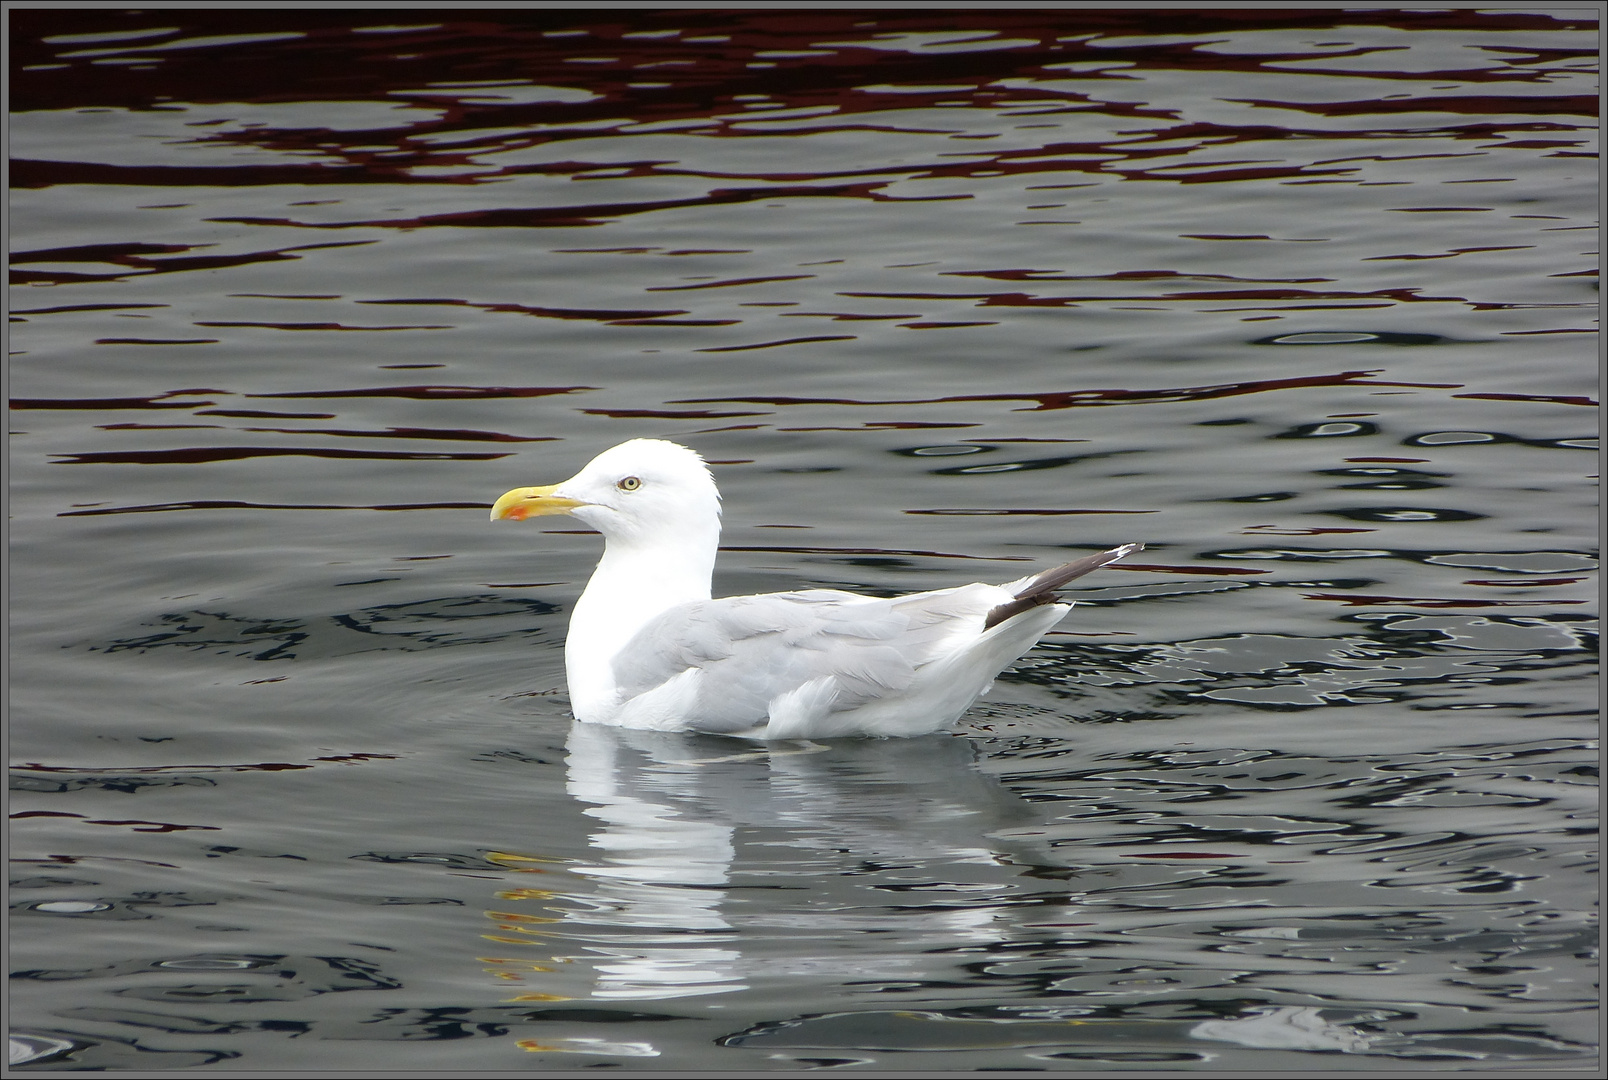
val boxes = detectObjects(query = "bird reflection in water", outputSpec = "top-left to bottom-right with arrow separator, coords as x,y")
486,723 -> 1052,1004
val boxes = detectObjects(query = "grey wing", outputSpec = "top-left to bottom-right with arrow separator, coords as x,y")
612,588 -> 988,734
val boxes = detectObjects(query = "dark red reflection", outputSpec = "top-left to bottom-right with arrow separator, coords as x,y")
238,426 -> 558,443
1304,592 -> 1586,608
696,335 -> 858,353
1453,392 -> 1597,407
13,761 -> 314,773
906,508 -> 1154,516
245,385 -> 591,400
193,321 -> 452,332
581,409 -> 769,420
945,269 -> 1330,284
359,298 -> 691,323
10,811 -> 219,834
59,501 -> 491,517
197,409 -> 338,419
676,370 -> 1458,411
10,303 -> 169,316
1238,95 -> 1596,119
11,392 -> 224,410
11,7 -> 1590,207
9,239 -> 371,285
648,274 -> 816,292
93,338 -> 218,346
841,285 -> 1467,306
52,447 -> 511,465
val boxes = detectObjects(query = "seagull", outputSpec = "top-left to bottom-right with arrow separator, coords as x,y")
491,439 -> 1141,739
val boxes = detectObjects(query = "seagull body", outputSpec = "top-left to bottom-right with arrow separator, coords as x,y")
492,439 -> 1140,739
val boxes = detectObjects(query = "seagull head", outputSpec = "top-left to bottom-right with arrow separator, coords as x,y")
490,438 -> 722,546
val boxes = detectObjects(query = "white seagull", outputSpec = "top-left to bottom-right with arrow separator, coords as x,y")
491,439 -> 1140,739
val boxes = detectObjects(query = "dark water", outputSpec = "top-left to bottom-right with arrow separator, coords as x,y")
7,8 -> 1598,1073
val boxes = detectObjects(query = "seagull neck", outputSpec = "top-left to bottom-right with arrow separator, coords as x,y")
570,531 -> 716,656
586,534 -> 715,614
562,501 -> 720,720
565,531 -> 716,722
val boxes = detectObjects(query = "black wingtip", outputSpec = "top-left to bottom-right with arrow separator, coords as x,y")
983,542 -> 1143,630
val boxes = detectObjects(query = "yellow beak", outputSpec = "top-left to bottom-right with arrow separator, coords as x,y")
490,484 -> 587,522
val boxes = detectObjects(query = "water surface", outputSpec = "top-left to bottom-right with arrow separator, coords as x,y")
8,8 -> 1598,1072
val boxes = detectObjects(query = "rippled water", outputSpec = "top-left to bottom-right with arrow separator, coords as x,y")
8,8 -> 1599,1072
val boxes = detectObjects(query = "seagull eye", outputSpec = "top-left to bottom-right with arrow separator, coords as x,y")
617,476 -> 641,491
